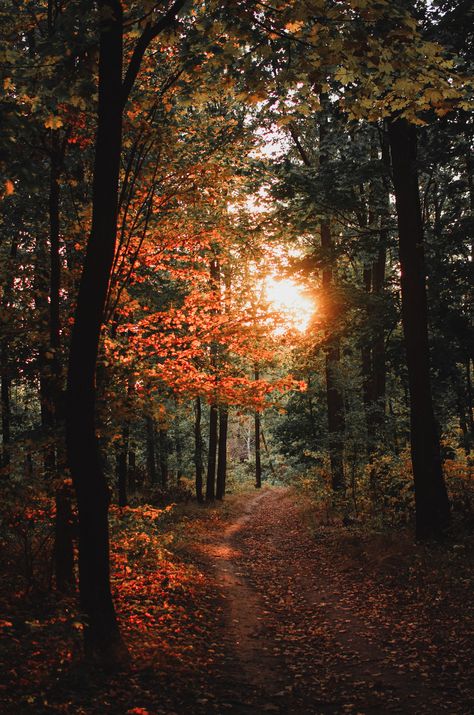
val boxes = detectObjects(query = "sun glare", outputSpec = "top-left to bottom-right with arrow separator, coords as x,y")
264,276 -> 314,333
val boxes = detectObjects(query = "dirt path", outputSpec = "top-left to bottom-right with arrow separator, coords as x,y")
202,487 -> 473,714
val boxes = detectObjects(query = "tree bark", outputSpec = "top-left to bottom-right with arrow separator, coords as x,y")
206,256 -> 220,501
216,406 -> 228,499
65,0 -> 129,664
388,117 -> 450,539
158,427 -> 169,489
319,114 -> 345,491
48,132 -> 75,592
206,403 -> 218,500
146,414 -> 157,485
254,366 -> 262,489
116,423 -> 129,507
1,237 -> 16,472
194,396 -> 204,502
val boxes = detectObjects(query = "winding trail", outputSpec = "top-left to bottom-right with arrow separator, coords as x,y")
200,487 -> 468,714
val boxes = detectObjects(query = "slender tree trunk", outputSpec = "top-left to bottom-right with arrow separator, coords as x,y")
361,264 -> 373,436
175,423 -> 182,482
206,256 -> 220,501
1,238 -> 16,472
54,479 -> 75,592
254,366 -> 262,488
324,337 -> 345,491
388,117 -> 450,539
206,403 -> 218,500
146,414 -> 157,485
128,441 -> 136,493
255,412 -> 262,489
158,428 -> 169,489
0,359 -> 11,472
48,134 -> 76,592
116,424 -> 129,507
216,406 -> 228,499
321,219 -> 345,490
65,0 -> 128,664
466,358 -> 474,440
371,242 -> 387,433
319,114 -> 345,491
194,396 -> 203,502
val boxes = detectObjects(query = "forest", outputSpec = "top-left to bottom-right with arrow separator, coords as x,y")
0,0 -> 473,713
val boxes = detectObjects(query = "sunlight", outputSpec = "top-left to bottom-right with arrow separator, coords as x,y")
264,276 -> 315,333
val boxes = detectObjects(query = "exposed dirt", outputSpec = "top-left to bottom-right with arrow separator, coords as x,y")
198,486 -> 474,714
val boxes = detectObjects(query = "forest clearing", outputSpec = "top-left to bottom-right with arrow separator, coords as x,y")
1,0 -> 473,713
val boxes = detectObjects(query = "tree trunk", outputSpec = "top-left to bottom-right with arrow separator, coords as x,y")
319,114 -> 345,491
216,406 -> 228,499
65,0 -> 128,664
54,479 -> 76,592
388,117 -> 450,539
116,424 -> 129,507
324,338 -> 345,491
254,366 -> 262,488
175,423 -> 182,483
206,256 -> 220,501
158,428 -> 169,489
255,410 -> 262,489
146,414 -> 157,485
194,396 -> 204,502
48,132 -> 75,592
1,237 -> 16,472
206,403 -> 218,500
128,441 -> 136,493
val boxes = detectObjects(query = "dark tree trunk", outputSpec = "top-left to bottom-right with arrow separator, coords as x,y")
194,396 -> 204,502
54,479 -> 75,591
206,403 -> 218,501
319,114 -> 345,491
466,359 -> 474,441
146,414 -> 157,485
116,424 -> 129,507
0,359 -> 11,472
388,117 -> 450,539
48,133 -> 76,592
175,424 -> 182,482
321,219 -> 345,491
254,366 -> 262,489
128,442 -> 136,493
1,238 -> 16,472
371,243 -> 387,434
255,410 -> 262,489
324,337 -> 345,491
206,256 -> 220,501
216,406 -> 228,500
361,265 -> 374,433
65,0 -> 128,664
158,428 -> 169,489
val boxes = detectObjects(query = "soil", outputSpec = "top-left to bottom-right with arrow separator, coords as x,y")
197,486 -> 474,714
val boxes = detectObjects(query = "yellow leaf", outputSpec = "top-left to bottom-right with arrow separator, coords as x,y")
285,20 -> 304,33
44,115 -> 63,130
5,179 -> 14,196
335,67 -> 355,85
3,77 -> 13,90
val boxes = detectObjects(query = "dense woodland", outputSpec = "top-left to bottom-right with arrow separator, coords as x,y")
0,0 -> 473,713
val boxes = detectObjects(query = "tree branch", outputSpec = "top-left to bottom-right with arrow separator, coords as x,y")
122,0 -> 187,106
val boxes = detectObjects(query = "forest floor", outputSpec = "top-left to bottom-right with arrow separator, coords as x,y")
1,485 -> 474,714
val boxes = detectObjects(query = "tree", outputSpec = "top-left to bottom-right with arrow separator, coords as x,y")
388,117 -> 450,538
